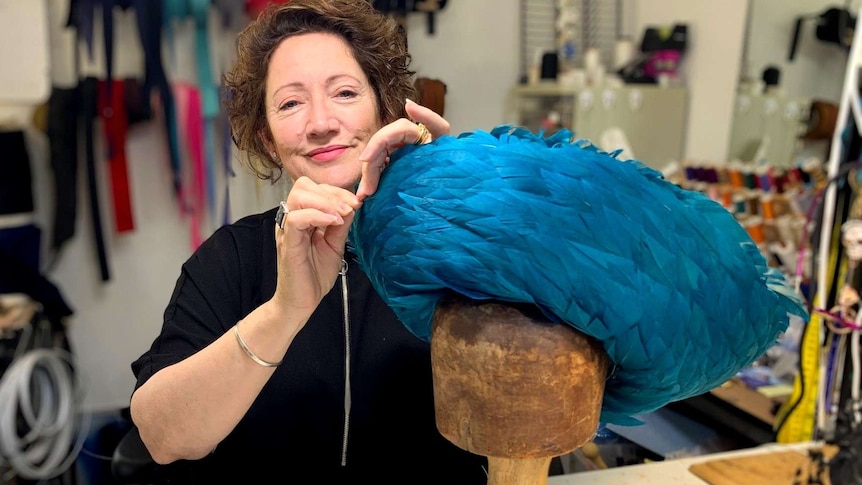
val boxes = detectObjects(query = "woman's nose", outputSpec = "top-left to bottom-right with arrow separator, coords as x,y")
307,99 -> 338,137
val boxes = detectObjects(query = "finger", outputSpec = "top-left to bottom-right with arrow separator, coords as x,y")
356,119 -> 421,200
278,178 -> 359,231
405,98 -> 450,138
278,210 -> 345,235
319,207 -> 356,253
288,177 -> 359,215
359,118 -> 418,167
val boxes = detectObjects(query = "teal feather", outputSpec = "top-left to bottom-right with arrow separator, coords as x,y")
349,125 -> 808,425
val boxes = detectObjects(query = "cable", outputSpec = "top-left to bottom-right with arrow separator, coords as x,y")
0,347 -> 88,480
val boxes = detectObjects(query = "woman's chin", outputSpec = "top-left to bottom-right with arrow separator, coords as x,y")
297,165 -> 359,189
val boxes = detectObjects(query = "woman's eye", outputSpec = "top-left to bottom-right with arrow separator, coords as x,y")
337,90 -> 357,99
279,100 -> 299,110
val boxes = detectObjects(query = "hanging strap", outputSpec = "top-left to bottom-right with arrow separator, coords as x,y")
133,0 -> 183,202
191,0 -> 220,227
174,83 -> 206,250
98,79 -> 135,233
191,0 -> 220,119
47,86 -> 81,253
66,0 -> 97,60
81,77 -> 111,282
67,0 -> 126,89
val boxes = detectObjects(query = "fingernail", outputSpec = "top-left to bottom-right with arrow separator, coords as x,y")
406,98 -> 416,105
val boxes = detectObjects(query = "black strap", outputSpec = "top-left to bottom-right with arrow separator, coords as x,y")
133,0 -> 183,198
47,86 -> 81,253
81,77 -> 112,282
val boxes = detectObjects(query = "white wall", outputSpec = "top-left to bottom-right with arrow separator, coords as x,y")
405,0 -> 521,135
745,0 -> 854,104
629,0 -> 749,162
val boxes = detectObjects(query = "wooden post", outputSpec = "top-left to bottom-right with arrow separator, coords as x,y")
432,297 -> 609,484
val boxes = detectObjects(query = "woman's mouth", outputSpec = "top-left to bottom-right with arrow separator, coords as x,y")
308,146 -> 348,162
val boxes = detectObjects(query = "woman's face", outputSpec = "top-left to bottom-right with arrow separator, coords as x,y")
264,32 -> 382,189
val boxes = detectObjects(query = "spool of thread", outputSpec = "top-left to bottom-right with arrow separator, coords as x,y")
761,194 -> 776,221
720,187 -> 733,208
756,167 -> 772,192
745,216 -> 766,245
706,184 -> 719,202
746,193 -> 760,216
729,168 -> 744,189
684,165 -> 697,182
706,166 -> 720,184
742,169 -> 758,189
733,193 -> 748,215
773,172 -> 786,193
689,165 -> 701,182
716,166 -> 730,185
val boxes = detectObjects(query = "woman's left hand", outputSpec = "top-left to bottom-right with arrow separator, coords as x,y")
355,98 -> 450,201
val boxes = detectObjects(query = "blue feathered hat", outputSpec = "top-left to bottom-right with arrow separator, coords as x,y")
350,125 -> 808,425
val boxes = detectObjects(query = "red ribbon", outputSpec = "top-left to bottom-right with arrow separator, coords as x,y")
173,82 -> 206,251
98,80 -> 134,233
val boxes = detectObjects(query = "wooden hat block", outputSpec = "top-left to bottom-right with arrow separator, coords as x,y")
432,296 -> 609,485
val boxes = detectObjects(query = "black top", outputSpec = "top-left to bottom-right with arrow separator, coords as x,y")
132,208 -> 487,484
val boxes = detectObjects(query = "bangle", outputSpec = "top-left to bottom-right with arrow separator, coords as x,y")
233,324 -> 282,367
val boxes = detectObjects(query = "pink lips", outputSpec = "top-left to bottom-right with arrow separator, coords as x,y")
307,145 -> 348,163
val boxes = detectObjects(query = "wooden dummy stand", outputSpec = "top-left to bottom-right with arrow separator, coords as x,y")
432,297 -> 609,485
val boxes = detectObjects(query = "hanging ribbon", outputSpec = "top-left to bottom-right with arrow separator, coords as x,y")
46,87 -> 81,254
191,0 -> 220,230
98,79 -> 135,233
133,0 -> 184,202
81,77 -> 112,282
67,0 -> 135,93
173,83 -> 207,250
164,0 -> 222,233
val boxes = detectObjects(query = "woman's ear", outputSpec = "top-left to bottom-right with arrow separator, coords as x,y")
259,129 -> 277,161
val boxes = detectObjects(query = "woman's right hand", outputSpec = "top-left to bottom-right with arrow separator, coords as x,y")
273,177 -> 360,316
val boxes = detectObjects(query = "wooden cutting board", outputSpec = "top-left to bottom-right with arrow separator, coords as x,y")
689,448 -> 832,485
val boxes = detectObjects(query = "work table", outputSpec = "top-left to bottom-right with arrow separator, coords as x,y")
549,441 -> 825,484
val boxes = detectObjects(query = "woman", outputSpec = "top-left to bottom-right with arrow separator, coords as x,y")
129,1 -> 488,483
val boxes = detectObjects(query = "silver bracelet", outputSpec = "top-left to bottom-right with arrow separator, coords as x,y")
233,324 -> 282,367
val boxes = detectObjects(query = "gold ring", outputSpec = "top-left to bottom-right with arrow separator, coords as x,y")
414,123 -> 431,145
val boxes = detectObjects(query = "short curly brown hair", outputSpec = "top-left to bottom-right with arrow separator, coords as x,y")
224,0 -> 417,181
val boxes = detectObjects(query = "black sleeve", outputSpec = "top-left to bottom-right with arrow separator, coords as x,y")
131,226 -> 248,390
